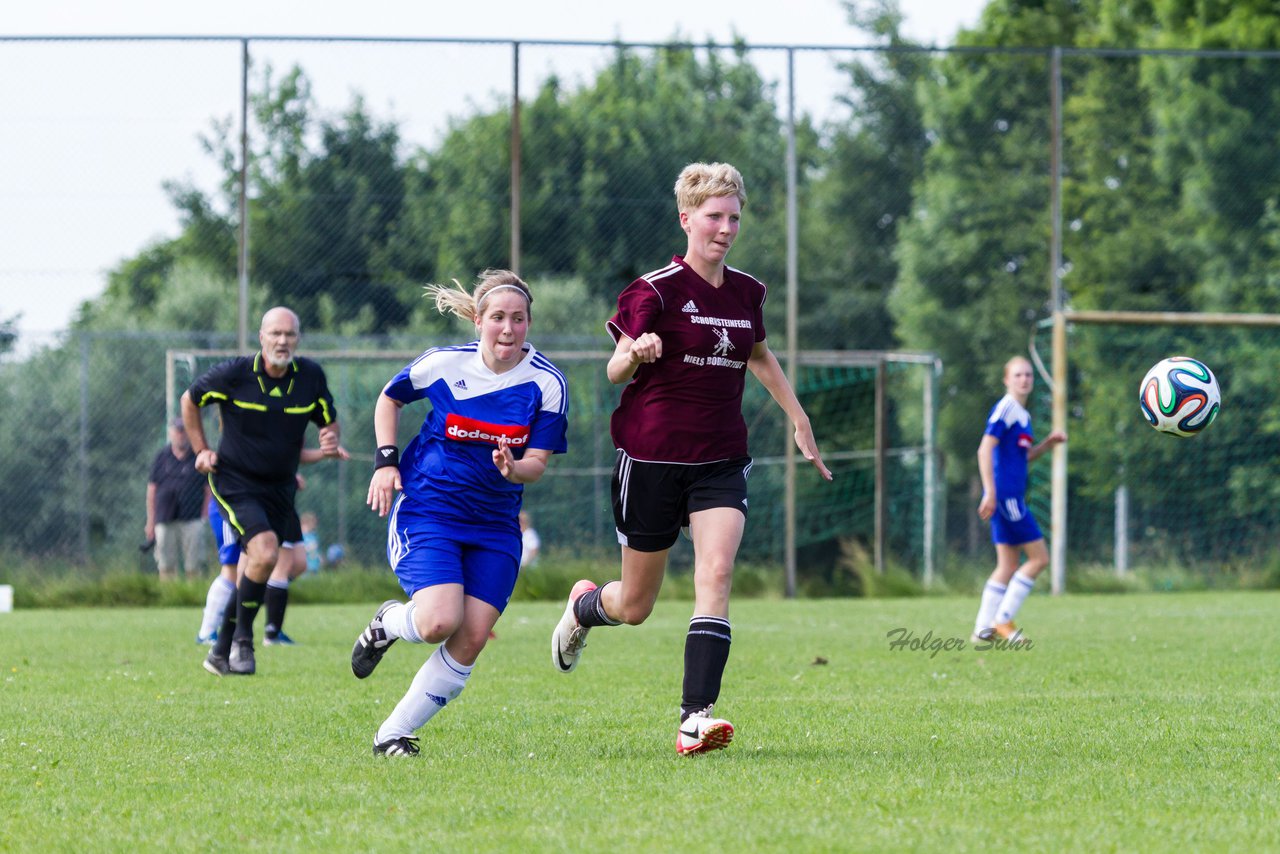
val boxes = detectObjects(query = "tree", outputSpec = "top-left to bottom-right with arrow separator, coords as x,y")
249,96 -> 407,333
889,0 -> 1280,562
800,0 -> 933,351
387,42 -> 812,317
149,65 -> 414,335
892,1 -> 1084,492
0,314 -> 17,356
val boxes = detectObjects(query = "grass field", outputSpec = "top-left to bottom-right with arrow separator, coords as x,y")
3,591 -> 1279,852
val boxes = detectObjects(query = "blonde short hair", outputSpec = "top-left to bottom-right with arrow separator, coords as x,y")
423,269 -> 532,324
674,162 -> 747,214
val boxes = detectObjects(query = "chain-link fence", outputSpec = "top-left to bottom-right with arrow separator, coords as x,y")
0,329 -> 938,588
4,37 -> 1280,587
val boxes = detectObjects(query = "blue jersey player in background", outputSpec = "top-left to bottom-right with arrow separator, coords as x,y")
349,269 -> 568,757
971,356 -> 1067,645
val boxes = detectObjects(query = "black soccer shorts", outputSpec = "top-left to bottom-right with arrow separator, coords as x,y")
611,450 -> 751,552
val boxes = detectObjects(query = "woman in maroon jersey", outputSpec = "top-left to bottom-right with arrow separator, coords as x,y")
551,161 -> 832,754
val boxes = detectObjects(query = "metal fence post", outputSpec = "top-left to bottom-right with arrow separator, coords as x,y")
783,47 -> 799,598
511,41 -> 522,274
237,38 -> 251,354
79,332 -> 91,565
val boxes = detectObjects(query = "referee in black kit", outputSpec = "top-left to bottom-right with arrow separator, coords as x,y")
181,306 -> 342,677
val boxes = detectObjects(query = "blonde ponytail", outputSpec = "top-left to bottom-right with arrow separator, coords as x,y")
423,269 -> 532,324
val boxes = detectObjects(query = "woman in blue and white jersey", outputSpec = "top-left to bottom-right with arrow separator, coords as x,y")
971,356 -> 1066,645
349,269 -> 569,757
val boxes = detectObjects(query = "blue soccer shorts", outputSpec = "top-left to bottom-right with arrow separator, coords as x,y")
208,499 -> 241,567
991,496 -> 1044,546
385,493 -> 521,612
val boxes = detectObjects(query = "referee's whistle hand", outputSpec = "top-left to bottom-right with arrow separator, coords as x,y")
195,449 -> 218,474
319,425 -> 341,455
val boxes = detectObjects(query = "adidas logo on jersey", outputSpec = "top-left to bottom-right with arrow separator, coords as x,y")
682,300 -> 699,313
453,379 -> 468,390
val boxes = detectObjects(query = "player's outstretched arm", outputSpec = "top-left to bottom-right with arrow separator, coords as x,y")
301,444 -> 350,465
367,394 -> 404,517
1028,429 -> 1067,463
747,341 -> 833,481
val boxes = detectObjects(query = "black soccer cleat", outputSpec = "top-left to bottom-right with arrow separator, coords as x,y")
228,638 -> 256,675
351,600 -> 401,679
203,650 -> 230,676
373,735 -> 420,757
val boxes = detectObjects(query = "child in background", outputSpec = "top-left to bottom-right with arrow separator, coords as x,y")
301,512 -> 321,574
519,510 -> 541,569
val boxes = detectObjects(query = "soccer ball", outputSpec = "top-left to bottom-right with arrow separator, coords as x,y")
1138,356 -> 1221,437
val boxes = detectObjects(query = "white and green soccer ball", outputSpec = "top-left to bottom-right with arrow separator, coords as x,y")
1138,356 -> 1221,437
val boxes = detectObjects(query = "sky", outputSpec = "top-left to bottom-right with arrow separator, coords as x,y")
0,0 -> 988,338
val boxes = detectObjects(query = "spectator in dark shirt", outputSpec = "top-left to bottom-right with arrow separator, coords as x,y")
144,417 -> 210,580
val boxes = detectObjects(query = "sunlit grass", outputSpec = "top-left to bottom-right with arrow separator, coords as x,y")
3,592 -> 1278,851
